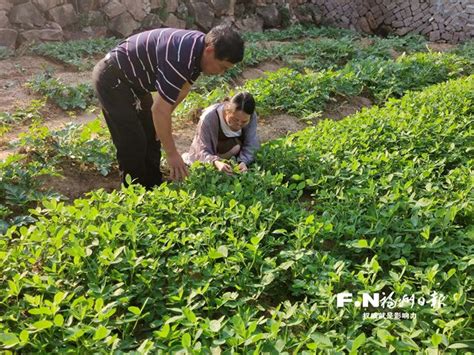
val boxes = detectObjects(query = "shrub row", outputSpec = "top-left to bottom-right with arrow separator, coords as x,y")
178,51 -> 472,120
0,76 -> 472,352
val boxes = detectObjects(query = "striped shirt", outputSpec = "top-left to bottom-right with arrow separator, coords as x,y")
109,28 -> 205,104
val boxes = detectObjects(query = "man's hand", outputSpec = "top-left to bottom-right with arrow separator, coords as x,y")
167,152 -> 189,181
238,162 -> 248,173
214,160 -> 233,175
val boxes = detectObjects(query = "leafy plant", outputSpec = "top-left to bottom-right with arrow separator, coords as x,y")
0,153 -> 59,233
26,72 -> 95,111
0,76 -> 472,352
14,119 -> 116,176
0,100 -> 45,137
178,51 -> 471,121
31,38 -> 119,70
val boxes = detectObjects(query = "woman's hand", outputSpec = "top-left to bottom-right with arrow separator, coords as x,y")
214,160 -> 233,175
238,162 -> 248,173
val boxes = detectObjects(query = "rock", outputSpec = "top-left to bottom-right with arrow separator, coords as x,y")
141,13 -> 162,30
429,30 -> 441,41
166,0 -> 179,13
77,0 -> 100,12
44,21 -> 62,30
109,11 -> 140,36
256,4 -> 281,28
20,28 -> 63,44
32,0 -> 64,12
188,1 -> 214,31
0,10 -> 9,27
0,0 -> 13,12
357,17 -> 372,33
86,11 -> 106,27
163,13 -> 186,29
211,0 -> 232,16
122,0 -> 147,22
150,0 -> 178,12
294,4 -> 322,25
0,28 -> 18,48
48,4 -> 77,28
235,15 -> 263,33
212,15 -> 235,28
103,0 -> 126,19
88,26 -> 108,37
9,3 -> 47,28
150,0 -> 160,10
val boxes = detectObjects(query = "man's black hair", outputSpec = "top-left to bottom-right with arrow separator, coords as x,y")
205,25 -> 244,64
231,92 -> 255,115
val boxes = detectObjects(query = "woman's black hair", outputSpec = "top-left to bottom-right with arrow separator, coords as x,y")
205,25 -> 244,64
229,92 -> 255,115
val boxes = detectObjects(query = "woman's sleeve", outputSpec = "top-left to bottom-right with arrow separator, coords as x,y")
238,113 -> 260,165
194,111 -> 221,164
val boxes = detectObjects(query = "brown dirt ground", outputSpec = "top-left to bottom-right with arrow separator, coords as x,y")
323,95 -> 373,121
1,53 -> 373,201
38,162 -> 121,200
426,42 -> 457,52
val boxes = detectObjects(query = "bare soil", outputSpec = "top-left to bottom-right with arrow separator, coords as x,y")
426,42 -> 457,52
323,96 -> 373,121
39,162 -> 121,200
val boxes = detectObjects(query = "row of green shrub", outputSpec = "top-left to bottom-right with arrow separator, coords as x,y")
194,31 -> 429,92
178,51 -> 472,120
0,120 -> 115,232
26,72 -> 95,111
30,38 -> 120,70
0,75 -> 472,352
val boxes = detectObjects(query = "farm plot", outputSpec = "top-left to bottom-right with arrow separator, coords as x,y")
0,74 -> 472,353
0,25 -> 473,352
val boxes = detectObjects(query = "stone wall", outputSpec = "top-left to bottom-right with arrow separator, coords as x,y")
311,0 -> 474,43
0,0 -> 472,49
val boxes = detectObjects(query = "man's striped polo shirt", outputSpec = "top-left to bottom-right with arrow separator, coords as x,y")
109,28 -> 205,105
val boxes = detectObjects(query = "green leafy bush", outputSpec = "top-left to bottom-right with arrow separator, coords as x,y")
14,119 -> 116,176
0,154 -> 58,233
26,72 -> 95,111
242,24 -> 360,42
31,38 -> 119,70
0,100 -> 45,137
0,76 -> 472,353
452,39 -> 474,63
179,51 -> 471,120
343,52 -> 471,102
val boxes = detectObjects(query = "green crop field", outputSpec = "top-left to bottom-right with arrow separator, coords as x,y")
0,24 -> 473,353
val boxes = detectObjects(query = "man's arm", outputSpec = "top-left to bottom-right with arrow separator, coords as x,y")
173,82 -> 192,110
152,83 -> 192,181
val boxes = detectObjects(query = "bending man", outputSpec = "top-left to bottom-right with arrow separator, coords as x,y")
93,26 -> 244,188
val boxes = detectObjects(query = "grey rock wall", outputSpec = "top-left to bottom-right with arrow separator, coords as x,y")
312,0 -> 474,43
0,0 -> 472,50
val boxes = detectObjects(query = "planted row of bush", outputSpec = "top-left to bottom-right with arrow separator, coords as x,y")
194,30 -> 429,92
178,51 -> 472,120
26,72 -> 95,111
0,100 -> 45,138
0,75 -> 472,352
31,38 -> 120,70
0,119 -> 115,231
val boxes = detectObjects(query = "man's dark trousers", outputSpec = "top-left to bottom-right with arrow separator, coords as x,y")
92,56 -> 162,189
